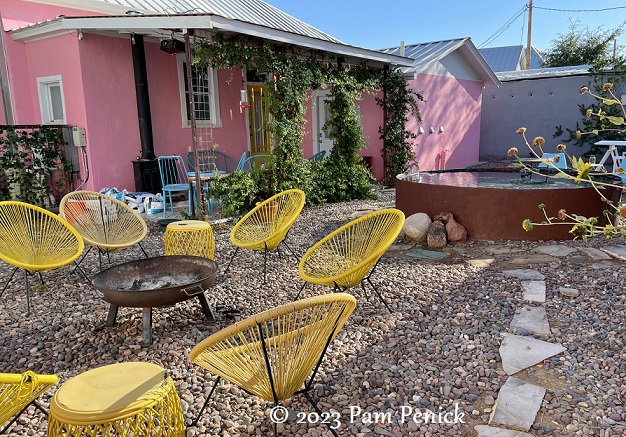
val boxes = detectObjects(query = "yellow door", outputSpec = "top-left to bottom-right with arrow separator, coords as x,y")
247,85 -> 271,156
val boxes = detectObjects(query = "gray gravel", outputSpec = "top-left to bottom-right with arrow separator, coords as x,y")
0,190 -> 624,436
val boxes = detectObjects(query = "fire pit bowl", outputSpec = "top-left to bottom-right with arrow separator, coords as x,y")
90,255 -> 219,345
91,255 -> 218,307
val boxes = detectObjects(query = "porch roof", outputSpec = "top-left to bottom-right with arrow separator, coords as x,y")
10,13 -> 414,68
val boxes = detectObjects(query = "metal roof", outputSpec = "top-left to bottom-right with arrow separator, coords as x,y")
10,13 -> 413,68
478,45 -> 543,72
17,0 -> 342,43
496,65 -> 593,81
380,38 -> 500,86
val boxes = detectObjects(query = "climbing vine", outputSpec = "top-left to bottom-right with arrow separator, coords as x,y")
193,33 -> 420,209
377,68 -> 423,186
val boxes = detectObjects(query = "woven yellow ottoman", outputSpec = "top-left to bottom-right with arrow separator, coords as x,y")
164,220 -> 215,259
47,362 -> 184,436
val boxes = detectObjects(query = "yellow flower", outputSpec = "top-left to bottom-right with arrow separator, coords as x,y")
516,127 -> 527,134
553,155 -> 561,163
575,161 -> 591,182
532,136 -> 545,147
580,86 -> 589,94
620,205 -> 626,218
508,147 -> 518,156
616,167 -> 625,175
575,130 -> 582,139
603,82 -> 613,91
558,209 -> 567,220
586,108 -> 593,117
557,144 -> 567,152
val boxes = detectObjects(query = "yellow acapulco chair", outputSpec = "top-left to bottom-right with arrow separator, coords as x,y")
0,371 -> 58,434
224,189 -> 305,283
0,201 -> 84,315
189,293 -> 356,436
296,208 -> 405,312
59,191 -> 148,271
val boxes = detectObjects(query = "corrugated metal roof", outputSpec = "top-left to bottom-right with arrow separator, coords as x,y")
497,65 -> 593,81
379,38 -> 500,86
478,45 -> 543,72
380,38 -> 469,74
24,0 -> 342,43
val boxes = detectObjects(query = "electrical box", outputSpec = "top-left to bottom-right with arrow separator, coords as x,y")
72,127 -> 86,147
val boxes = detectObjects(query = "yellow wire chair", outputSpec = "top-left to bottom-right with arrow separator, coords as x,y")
0,201 -> 85,315
59,191 -> 148,271
296,208 -> 405,312
224,189 -> 306,283
189,293 -> 356,436
0,371 -> 58,434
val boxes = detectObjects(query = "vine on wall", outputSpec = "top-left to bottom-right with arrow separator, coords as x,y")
193,33 -> 420,209
377,68 -> 423,186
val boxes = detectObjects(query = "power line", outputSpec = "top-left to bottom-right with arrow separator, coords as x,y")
479,5 -> 528,48
534,5 -> 626,13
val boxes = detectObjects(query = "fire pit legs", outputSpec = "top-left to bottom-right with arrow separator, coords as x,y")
197,293 -> 216,322
106,305 -> 118,327
142,308 -> 152,346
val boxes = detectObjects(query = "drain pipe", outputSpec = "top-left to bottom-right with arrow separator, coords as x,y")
0,11 -> 15,124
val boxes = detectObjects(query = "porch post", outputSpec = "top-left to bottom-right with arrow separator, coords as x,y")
130,33 -> 156,160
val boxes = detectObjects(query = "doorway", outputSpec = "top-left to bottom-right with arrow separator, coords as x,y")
314,90 -> 334,156
247,84 -> 271,156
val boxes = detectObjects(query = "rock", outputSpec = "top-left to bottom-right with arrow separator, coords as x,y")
403,213 -> 432,242
433,212 -> 452,223
445,215 -> 468,243
427,221 -> 447,248
559,287 -> 580,298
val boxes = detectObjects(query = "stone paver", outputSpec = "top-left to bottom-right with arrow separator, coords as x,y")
520,280 -> 546,303
499,333 -> 566,375
489,377 -> 546,431
475,424 -> 534,436
502,269 -> 545,281
579,247 -> 612,260
602,245 -> 626,261
533,245 -> 578,257
510,306 -> 551,336
467,258 -> 496,268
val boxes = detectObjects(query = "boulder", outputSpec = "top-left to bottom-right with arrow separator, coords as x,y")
446,215 -> 468,243
403,213 -> 432,242
427,221 -> 447,248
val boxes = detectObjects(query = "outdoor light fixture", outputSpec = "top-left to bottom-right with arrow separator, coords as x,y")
439,125 -> 445,133
418,126 -> 425,134
77,30 -> 84,40
160,38 -> 185,54
429,126 -> 435,134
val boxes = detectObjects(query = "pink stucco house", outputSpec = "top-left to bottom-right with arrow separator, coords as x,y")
0,0 -> 497,195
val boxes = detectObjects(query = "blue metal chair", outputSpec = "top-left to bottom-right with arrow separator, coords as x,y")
238,154 -> 272,172
538,153 -> 567,170
234,151 -> 250,171
157,155 -> 191,218
308,150 -> 326,162
186,150 -> 239,175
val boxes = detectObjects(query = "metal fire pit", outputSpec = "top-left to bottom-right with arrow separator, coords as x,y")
91,255 -> 218,345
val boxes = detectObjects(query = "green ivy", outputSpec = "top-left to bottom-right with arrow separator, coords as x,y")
0,126 -> 72,207
193,33 -> 419,205
377,69 -> 423,186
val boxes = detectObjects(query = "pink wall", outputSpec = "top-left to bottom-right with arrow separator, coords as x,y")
1,0 -> 99,31
408,73 -> 484,171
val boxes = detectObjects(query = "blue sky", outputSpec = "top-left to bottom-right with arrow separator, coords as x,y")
268,0 -> 626,52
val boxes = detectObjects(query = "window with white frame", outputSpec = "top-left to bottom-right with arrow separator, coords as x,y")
37,75 -> 66,124
177,56 -> 220,128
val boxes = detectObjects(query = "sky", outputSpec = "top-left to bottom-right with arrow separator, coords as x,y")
267,0 -> 626,53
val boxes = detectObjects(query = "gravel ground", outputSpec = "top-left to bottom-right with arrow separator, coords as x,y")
0,189 -> 625,436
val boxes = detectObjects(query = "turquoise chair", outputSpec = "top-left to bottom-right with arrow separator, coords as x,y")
308,150 -> 326,162
157,155 -> 191,218
238,154 -> 272,172
538,153 -> 567,170
234,151 -> 250,171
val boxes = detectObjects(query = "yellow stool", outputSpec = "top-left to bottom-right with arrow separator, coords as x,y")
47,362 -> 185,436
164,220 -> 215,259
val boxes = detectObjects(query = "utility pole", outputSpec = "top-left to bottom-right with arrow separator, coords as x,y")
525,0 -> 533,70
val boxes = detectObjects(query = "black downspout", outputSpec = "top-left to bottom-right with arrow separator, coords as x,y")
131,33 -> 155,160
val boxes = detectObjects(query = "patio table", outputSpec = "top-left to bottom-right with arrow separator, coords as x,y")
595,140 -> 626,172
